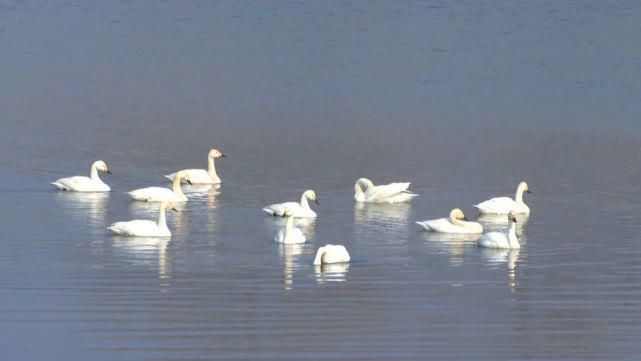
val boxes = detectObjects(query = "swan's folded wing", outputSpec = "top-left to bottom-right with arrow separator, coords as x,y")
422,218 -> 452,232
52,176 -> 94,190
263,201 -> 299,217
474,197 -> 515,213
128,187 -> 173,200
109,220 -> 158,235
369,182 -> 413,201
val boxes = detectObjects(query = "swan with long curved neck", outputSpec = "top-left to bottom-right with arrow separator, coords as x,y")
354,178 -> 417,203
416,208 -> 483,234
128,171 -> 193,202
313,244 -> 350,265
51,160 -> 112,192
274,209 -> 306,244
165,148 -> 226,184
108,201 -> 179,237
477,212 -> 520,249
475,181 -> 531,215
263,190 -> 319,218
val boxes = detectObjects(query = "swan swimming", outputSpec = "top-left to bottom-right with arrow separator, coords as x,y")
475,181 -> 531,215
416,208 -> 483,234
477,212 -> 520,249
128,170 -> 192,202
313,244 -> 350,265
165,148 -> 226,184
274,209 -> 306,244
108,201 -> 179,237
263,190 -> 319,218
354,178 -> 418,203
51,160 -> 112,192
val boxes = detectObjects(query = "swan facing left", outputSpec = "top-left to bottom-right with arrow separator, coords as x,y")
354,178 -> 418,203
477,212 -> 520,249
274,209 -> 306,244
128,171 -> 193,202
416,208 -> 483,234
108,201 -> 179,237
51,160 -> 112,192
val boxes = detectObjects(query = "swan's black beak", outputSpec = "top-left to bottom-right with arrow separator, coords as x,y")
221,154 -> 227,158
512,217 -> 517,223
106,169 -> 112,175
171,207 -> 180,213
463,216 -> 469,221
526,190 -> 531,194
314,198 -> 320,205
186,179 -> 193,185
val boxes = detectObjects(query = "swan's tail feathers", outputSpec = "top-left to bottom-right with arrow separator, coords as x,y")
107,226 -> 120,235
262,207 -> 275,216
473,204 -> 481,209
164,174 -> 174,181
415,221 -> 431,231
51,182 -> 66,190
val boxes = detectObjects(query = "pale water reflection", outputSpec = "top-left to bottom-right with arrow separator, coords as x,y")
314,263 -> 350,284
53,192 -> 109,230
421,232 -> 480,266
279,243 -> 305,290
111,237 -> 172,280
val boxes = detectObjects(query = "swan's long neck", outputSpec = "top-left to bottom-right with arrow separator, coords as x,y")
90,163 -> 101,182
158,205 -> 168,231
172,175 -> 186,198
508,221 -> 520,248
207,157 -> 219,179
283,215 -> 295,242
515,185 -> 526,204
300,192 -> 311,209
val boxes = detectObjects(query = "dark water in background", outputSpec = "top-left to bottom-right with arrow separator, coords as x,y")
2,1 -> 641,360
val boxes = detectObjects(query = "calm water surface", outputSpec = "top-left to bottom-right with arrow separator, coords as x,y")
2,1 -> 641,360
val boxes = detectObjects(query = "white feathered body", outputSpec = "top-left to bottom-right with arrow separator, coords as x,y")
475,196 -> 529,215
416,218 -> 483,234
108,220 -> 171,237
165,169 -> 220,184
355,182 -> 417,203
51,176 -> 110,192
263,202 -> 317,218
128,187 -> 187,202
313,244 -> 350,265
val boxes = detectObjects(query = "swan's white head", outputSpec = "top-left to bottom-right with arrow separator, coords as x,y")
303,190 -> 319,205
208,149 -> 226,159
449,208 -> 467,222
175,170 -> 193,185
517,181 -> 530,194
161,201 -> 180,212
93,160 -> 112,174
354,178 -> 373,193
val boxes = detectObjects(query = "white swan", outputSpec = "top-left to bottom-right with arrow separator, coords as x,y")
354,178 -> 417,203
128,171 -> 192,202
416,208 -> 483,234
273,209 -> 306,244
165,148 -> 226,184
313,244 -> 350,265
477,212 -> 520,249
51,160 -> 112,192
263,190 -> 319,218
108,201 -> 179,237
475,181 -> 531,215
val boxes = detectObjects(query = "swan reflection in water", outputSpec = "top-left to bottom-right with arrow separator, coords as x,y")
182,184 -> 221,209
421,232 -> 481,266
266,217 -> 316,240
481,248 -> 520,293
111,237 -> 172,280
315,263 -> 350,284
54,192 -> 109,230
279,243 -> 306,290
354,202 -> 411,243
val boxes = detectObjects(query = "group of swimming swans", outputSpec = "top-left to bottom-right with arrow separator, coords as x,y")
52,151 -> 531,265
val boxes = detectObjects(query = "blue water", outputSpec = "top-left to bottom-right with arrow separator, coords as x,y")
2,1 -> 641,360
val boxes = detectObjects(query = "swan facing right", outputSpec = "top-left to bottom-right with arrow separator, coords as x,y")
416,208 -> 483,234
165,148 -> 226,184
477,212 -> 520,249
475,181 -> 531,215
263,189 -> 319,218
354,178 -> 418,203
51,160 -> 112,192
108,201 -> 179,237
